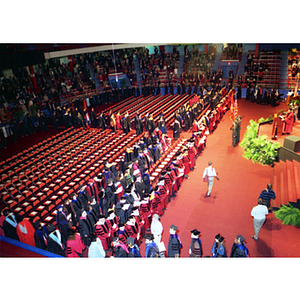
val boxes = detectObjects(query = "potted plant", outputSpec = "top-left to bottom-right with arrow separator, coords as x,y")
275,203 -> 300,228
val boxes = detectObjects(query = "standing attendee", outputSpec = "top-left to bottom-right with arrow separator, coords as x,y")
144,233 -> 160,258
202,161 -> 219,197
281,108 -> 295,135
127,237 -> 141,257
230,119 -> 238,147
235,115 -> 242,144
250,199 -> 269,240
150,214 -> 163,247
2,209 -> 19,241
189,229 -> 203,257
15,214 -> 35,247
33,221 -> 48,250
88,232 -> 106,258
258,183 -> 276,211
46,224 -> 66,257
112,236 -> 129,257
211,233 -> 227,257
66,228 -> 86,258
167,224 -> 182,258
230,235 -> 249,257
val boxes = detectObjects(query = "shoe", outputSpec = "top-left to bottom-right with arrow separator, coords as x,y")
207,194 -> 210,197
251,235 -> 257,240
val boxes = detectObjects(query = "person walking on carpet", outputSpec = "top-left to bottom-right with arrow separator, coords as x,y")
250,199 -> 269,240
202,161 -> 219,197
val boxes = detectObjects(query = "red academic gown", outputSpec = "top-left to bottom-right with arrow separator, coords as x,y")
66,233 -> 85,257
16,219 -> 35,247
284,112 -> 294,134
139,201 -> 151,230
188,146 -> 196,169
95,222 -> 111,250
182,154 -> 191,175
116,114 -> 122,130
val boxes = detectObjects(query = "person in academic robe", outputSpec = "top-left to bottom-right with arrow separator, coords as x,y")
106,209 -> 119,239
66,228 -> 86,257
230,119 -> 238,147
15,214 -> 35,247
78,210 -> 92,247
2,210 -> 20,241
95,214 -> 111,251
282,108 -> 295,134
46,224 -> 66,257
135,112 -> 143,136
115,112 -> 122,130
117,222 -> 129,246
78,185 -> 91,209
230,234 -> 249,257
98,112 -> 106,130
144,233 -> 160,257
211,233 -> 227,257
167,224 -> 182,258
125,111 -> 131,132
127,237 -> 141,257
173,118 -> 181,140
90,107 -> 97,128
189,229 -> 203,257
112,236 -> 129,257
125,215 -> 141,246
124,146 -> 134,163
31,220 -> 48,249
104,179 -> 117,216
56,205 -> 71,247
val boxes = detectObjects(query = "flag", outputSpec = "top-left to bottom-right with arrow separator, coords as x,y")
294,74 -> 299,97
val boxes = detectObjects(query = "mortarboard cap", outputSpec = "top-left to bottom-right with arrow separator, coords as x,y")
191,229 -> 201,236
236,234 -> 245,242
170,224 -> 178,231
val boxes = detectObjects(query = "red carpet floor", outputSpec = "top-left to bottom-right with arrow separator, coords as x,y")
156,99 -> 300,257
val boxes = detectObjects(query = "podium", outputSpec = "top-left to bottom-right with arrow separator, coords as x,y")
271,116 -> 284,137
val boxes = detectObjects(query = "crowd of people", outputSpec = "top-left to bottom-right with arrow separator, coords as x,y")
0,79 -> 240,257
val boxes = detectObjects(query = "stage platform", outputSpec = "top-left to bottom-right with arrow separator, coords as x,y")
258,118 -> 300,150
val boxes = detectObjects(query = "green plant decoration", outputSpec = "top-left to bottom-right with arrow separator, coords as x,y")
240,119 -> 280,166
275,203 -> 300,227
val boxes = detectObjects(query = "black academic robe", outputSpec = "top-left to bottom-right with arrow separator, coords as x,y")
78,217 -> 91,247
3,217 -> 20,241
47,234 -> 66,257
230,243 -> 248,257
114,244 -> 128,257
168,234 -> 181,257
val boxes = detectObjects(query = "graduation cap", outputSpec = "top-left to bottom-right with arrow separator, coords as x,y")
161,171 -> 167,176
98,214 -> 106,219
170,224 -> 178,231
219,236 -> 225,243
158,177 -> 164,181
236,234 -> 245,242
154,186 -> 159,192
173,164 -> 179,168
191,229 -> 201,236
215,233 -> 221,240
143,193 -> 150,199
118,222 -> 125,228
166,167 -> 172,172
144,233 -> 154,240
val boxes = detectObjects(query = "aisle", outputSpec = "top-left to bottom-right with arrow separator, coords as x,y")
158,99 -> 300,257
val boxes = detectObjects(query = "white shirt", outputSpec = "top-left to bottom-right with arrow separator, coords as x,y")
203,166 -> 217,178
251,204 -> 269,220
